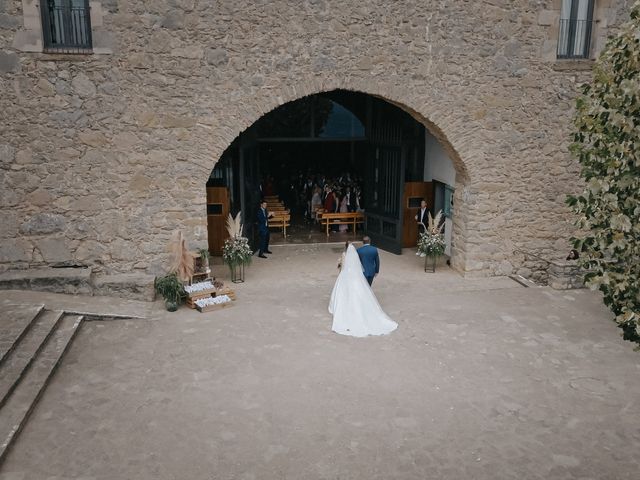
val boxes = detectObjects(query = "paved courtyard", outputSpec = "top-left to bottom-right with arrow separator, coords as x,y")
1,244 -> 639,479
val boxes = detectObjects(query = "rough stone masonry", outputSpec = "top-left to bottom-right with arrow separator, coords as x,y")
0,0 -> 631,286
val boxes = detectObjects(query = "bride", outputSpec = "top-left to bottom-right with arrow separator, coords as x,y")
329,244 -> 398,337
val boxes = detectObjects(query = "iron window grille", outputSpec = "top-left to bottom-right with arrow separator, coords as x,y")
41,0 -> 92,54
557,0 -> 595,59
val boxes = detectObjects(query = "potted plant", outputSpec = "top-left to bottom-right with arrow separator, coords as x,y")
222,212 -> 252,283
417,210 -> 446,272
154,272 -> 185,311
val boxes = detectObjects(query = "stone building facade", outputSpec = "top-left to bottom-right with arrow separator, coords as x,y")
0,0 -> 632,286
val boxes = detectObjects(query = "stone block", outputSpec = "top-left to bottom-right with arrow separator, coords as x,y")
205,48 -> 228,66
89,1 -> 103,27
35,238 -> 72,263
78,131 -> 109,147
0,51 -> 19,73
49,110 -> 87,128
92,30 -> 115,55
92,273 -> 156,301
548,262 -> 587,290
538,10 -> 557,26
0,144 -> 15,165
161,11 -> 184,29
20,213 -> 66,235
0,13 -> 20,28
11,30 -> 41,53
71,73 -> 97,98
100,0 -> 119,13
27,188 -> 53,207
541,40 -> 558,62
0,239 -> 33,262
74,240 -> 106,262
35,78 -> 56,97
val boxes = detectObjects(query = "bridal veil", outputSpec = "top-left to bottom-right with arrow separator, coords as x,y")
329,244 -> 397,337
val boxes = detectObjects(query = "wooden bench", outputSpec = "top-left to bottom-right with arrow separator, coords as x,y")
269,211 -> 291,237
318,212 -> 365,236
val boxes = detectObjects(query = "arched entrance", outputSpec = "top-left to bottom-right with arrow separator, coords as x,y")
206,90 -> 463,261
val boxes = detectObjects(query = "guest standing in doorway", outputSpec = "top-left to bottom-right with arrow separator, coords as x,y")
415,199 -> 429,233
257,200 -> 273,258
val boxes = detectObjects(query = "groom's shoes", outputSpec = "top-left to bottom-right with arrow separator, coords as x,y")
265,250 -> 273,254
258,253 -> 268,258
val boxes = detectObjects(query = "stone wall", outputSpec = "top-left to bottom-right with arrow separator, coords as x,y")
0,0 -> 631,280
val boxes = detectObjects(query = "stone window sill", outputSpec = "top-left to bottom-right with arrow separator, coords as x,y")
553,59 -> 596,71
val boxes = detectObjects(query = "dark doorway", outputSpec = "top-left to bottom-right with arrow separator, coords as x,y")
208,90 -> 426,254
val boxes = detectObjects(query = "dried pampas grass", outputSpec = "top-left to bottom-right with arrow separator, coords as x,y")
167,230 -> 194,281
226,212 -> 243,238
427,210 -> 445,236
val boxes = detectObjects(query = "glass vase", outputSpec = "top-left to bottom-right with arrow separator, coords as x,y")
424,254 -> 437,273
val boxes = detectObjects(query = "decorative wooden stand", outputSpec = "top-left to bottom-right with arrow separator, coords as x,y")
185,287 -> 216,309
196,300 -> 234,313
186,284 -> 236,311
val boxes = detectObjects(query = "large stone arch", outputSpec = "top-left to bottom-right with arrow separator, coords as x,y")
193,77 -> 478,273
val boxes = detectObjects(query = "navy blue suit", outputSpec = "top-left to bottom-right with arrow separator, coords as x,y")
357,244 -> 380,286
257,207 -> 270,255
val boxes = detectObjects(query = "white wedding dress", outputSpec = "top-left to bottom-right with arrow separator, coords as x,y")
329,244 -> 398,337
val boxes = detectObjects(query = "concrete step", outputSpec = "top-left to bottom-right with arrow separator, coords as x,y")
0,314 -> 83,465
0,310 -> 64,409
0,305 -> 43,366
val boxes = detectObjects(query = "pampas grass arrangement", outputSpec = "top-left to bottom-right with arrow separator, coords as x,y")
226,211 -> 243,238
167,230 -> 194,281
427,210 -> 445,236
417,210 -> 446,258
222,212 -> 252,272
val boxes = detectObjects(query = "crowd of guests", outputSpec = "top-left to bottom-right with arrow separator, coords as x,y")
260,171 -> 364,228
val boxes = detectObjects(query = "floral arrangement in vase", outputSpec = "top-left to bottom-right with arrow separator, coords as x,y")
417,210 -> 446,258
222,212 -> 252,272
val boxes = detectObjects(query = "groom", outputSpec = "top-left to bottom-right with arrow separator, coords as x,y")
357,236 -> 379,286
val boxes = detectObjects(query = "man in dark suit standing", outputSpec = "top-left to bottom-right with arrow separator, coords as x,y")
357,236 -> 380,286
257,200 -> 273,258
415,199 -> 429,233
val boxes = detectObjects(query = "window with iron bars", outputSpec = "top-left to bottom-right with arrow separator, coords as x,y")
557,0 -> 595,59
40,0 -> 92,54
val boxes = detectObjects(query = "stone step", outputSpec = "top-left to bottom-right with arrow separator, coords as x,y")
0,304 -> 44,366
0,314 -> 83,465
0,310 -> 64,409
0,268 -> 92,296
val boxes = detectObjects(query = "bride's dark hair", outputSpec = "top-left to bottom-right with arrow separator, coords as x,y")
344,241 -> 350,250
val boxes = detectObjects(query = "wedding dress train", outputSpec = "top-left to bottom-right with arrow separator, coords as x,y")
329,244 -> 398,337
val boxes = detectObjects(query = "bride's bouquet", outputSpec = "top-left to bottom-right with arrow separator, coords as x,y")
222,212 -> 252,270
417,210 -> 446,257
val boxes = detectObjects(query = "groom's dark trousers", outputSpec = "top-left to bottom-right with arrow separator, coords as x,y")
357,244 -> 380,286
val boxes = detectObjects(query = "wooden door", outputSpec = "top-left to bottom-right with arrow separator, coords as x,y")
402,181 -> 433,247
206,187 -> 230,256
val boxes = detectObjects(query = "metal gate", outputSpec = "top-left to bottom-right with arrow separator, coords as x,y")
362,97 -> 408,255
364,144 -> 405,254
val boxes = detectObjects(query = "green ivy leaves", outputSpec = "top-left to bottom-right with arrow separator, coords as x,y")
567,1 -> 640,347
